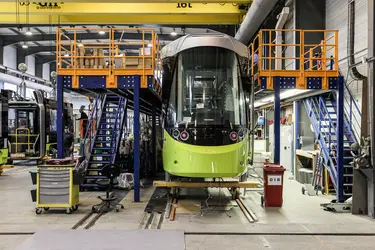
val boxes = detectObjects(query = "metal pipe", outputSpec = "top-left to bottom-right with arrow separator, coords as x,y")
0,73 -> 53,92
235,0 -> 280,44
347,0 -> 366,80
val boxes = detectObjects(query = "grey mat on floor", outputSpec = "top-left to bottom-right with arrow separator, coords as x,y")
16,229 -> 185,250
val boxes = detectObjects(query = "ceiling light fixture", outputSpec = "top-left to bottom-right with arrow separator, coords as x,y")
22,43 -> 28,49
64,52 -> 70,57
99,30 -> 105,35
25,29 -> 33,36
171,31 -> 177,36
147,43 -> 153,48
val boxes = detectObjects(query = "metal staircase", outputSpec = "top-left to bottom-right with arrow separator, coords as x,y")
82,94 -> 127,188
303,89 -> 360,200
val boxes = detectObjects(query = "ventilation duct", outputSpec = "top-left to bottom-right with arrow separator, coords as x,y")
0,73 -> 53,92
235,0 -> 280,44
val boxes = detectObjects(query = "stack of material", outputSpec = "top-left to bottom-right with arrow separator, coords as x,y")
76,48 -> 106,69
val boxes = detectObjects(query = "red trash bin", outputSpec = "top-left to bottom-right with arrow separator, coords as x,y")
262,163 -> 286,207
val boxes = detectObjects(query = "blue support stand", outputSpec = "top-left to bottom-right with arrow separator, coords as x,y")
56,75 -> 64,159
337,77 -> 345,201
274,77 -> 281,164
133,78 -> 140,202
295,101 -> 300,150
152,105 -> 157,173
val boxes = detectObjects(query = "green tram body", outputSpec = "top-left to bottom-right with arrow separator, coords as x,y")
161,34 -> 252,178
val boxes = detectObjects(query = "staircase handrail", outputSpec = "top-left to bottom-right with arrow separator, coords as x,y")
329,59 -> 362,142
84,94 -> 107,160
112,99 -> 127,164
83,95 -> 100,156
109,97 -> 124,164
343,84 -> 361,142
304,99 -> 338,190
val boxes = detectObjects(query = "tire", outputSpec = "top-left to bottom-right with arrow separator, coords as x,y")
35,208 -> 42,215
72,205 -> 78,211
66,208 -> 72,214
302,187 -> 306,195
120,204 -> 124,209
43,207 -> 50,211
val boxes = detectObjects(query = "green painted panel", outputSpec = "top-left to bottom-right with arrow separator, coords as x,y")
0,148 -> 8,165
163,130 -> 248,178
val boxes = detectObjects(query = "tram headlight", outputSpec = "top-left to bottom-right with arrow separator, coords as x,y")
238,129 -> 245,139
180,131 -> 189,141
172,129 -> 180,138
230,131 -> 238,141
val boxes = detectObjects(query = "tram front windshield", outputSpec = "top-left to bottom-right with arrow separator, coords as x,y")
167,47 -> 246,129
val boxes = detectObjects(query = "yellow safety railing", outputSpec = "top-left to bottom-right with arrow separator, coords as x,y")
8,128 -> 38,155
249,29 -> 339,89
56,27 -> 162,89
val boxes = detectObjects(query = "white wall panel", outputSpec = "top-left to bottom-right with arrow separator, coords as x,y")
284,0 -> 295,70
3,45 -> 17,69
42,63 -> 50,81
26,55 -> 35,76
326,0 -> 367,141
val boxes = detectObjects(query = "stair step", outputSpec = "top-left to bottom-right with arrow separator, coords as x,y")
84,175 -> 107,179
106,106 -> 119,108
93,147 -> 112,150
344,174 -> 353,177
343,183 -> 353,187
87,168 -> 104,171
89,160 -> 111,164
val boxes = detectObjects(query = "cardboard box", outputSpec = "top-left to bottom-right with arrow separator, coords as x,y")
286,114 -> 293,125
126,58 -> 139,66
139,48 -> 151,56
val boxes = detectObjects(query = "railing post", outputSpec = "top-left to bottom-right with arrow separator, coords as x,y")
337,77 -> 345,201
350,98 -> 353,132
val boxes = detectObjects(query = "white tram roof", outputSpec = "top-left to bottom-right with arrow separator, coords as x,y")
161,33 -> 249,59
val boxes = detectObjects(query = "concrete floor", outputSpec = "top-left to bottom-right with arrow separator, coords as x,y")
1,166 -> 375,250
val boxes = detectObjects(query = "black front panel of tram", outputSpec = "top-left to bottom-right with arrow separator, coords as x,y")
167,127 -> 247,146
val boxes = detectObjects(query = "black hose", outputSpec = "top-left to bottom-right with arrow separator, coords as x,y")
347,0 -> 366,80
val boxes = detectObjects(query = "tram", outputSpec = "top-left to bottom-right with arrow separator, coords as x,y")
6,90 -> 73,161
161,34 -> 251,178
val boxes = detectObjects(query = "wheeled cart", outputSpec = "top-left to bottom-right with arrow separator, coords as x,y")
35,164 -> 80,214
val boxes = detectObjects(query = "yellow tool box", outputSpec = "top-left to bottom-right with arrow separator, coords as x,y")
32,163 -> 80,215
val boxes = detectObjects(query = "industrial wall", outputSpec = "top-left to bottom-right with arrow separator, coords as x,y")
326,0 -> 366,140
326,0 -> 367,95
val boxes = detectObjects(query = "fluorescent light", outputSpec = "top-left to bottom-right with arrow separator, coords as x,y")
25,30 -> 33,36
98,30 -> 105,35
22,44 -> 28,49
147,43 -> 153,48
78,43 -> 84,47
254,89 -> 310,108
171,31 -> 177,36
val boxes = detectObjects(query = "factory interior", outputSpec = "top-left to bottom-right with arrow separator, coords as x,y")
1,0 -> 375,249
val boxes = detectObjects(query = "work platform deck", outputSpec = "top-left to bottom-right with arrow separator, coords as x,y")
56,28 -> 162,202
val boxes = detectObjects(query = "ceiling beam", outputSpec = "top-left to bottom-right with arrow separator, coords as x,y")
0,0 -> 251,2
3,32 -> 183,46
24,44 -> 157,55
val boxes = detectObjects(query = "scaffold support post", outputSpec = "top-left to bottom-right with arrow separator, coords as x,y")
133,76 -> 141,202
56,75 -> 64,159
274,77 -> 281,164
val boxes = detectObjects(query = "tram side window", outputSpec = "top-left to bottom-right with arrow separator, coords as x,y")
165,69 -> 178,128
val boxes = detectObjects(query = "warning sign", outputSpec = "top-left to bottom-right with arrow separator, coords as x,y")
267,175 -> 282,186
